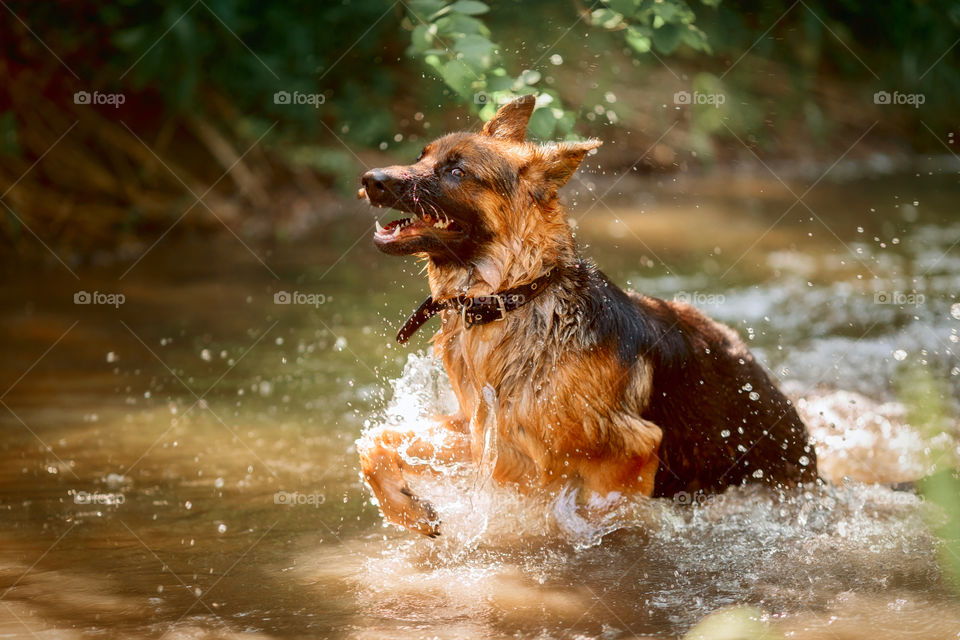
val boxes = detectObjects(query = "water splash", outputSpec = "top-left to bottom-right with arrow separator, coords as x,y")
363,351 -> 948,553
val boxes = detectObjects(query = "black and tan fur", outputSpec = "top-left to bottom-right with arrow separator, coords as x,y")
357,95 -> 818,537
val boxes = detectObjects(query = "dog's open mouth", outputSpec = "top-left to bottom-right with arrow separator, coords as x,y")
373,212 -> 462,245
359,186 -> 466,254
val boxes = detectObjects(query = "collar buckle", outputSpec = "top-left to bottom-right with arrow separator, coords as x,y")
460,296 -> 473,327
493,293 -> 507,321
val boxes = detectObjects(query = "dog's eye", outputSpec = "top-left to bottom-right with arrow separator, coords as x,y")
449,167 -> 465,178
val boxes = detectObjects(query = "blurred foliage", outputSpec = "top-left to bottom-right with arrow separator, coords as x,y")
403,0 -> 718,140
1,0 -> 959,252
896,362 -> 960,592
3,0 -> 959,152
683,605 -> 782,640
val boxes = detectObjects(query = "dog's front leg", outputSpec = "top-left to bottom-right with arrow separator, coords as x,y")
357,419 -> 470,537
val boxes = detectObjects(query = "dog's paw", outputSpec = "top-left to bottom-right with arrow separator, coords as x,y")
399,487 -> 441,538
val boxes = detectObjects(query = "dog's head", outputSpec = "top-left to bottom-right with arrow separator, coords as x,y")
359,95 -> 600,264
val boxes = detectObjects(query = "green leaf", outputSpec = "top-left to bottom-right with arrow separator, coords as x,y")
684,606 -> 782,640
424,53 -> 444,73
486,73 -> 514,92
518,69 -> 541,86
478,101 -> 498,120
454,33 -> 496,71
652,2 -> 679,23
408,0 -> 447,18
590,8 -> 625,30
605,0 -> 638,17
435,13 -> 489,37
625,25 -> 652,52
111,26 -> 148,51
447,0 -> 489,15
411,24 -> 435,53
526,107 -> 557,140
440,58 -> 477,98
680,24 -> 710,52
555,110 -> 576,136
652,22 -> 682,54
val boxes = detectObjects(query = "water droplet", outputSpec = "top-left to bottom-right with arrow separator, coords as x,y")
217,524 -> 227,534
200,349 -> 212,362
893,349 -> 907,361
720,430 -> 731,438
214,477 -> 224,489
749,391 -> 760,401
185,501 -> 192,510
799,455 -> 810,466
106,352 -> 117,363
752,469 -> 764,479
951,303 -> 960,320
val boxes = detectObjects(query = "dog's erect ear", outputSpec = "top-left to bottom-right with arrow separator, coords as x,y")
538,139 -> 603,188
481,94 -> 536,143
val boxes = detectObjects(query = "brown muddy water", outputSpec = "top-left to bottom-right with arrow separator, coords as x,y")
1,168 -> 959,639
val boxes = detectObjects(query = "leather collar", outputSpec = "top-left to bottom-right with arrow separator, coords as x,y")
396,267 -> 560,344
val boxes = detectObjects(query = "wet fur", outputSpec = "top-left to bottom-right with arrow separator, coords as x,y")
358,96 -> 818,536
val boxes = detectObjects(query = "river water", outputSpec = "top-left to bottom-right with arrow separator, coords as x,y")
1,168 -> 958,638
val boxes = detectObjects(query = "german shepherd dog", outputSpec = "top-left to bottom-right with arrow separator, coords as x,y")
357,95 -> 818,537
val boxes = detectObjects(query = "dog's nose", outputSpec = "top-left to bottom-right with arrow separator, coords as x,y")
361,168 -> 399,200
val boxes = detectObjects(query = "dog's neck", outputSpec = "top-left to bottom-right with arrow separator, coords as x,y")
426,208 -> 577,301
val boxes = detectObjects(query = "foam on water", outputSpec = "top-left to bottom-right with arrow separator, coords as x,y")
360,352 -> 665,551
361,348 -> 951,551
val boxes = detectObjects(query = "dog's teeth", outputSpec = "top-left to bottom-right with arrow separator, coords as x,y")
375,219 -> 384,233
